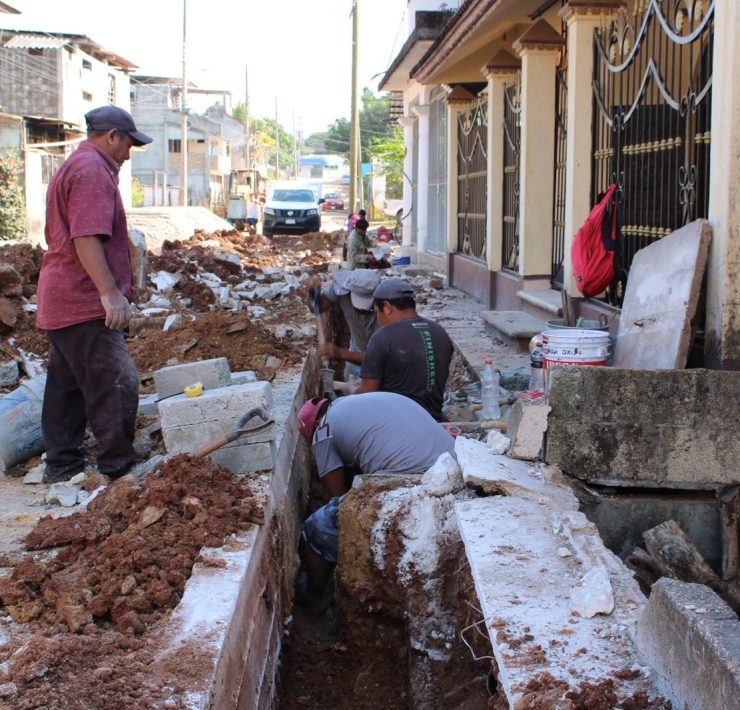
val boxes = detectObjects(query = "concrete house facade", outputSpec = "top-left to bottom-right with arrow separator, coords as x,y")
0,28 -> 137,240
382,0 -> 739,370
130,77 -> 236,208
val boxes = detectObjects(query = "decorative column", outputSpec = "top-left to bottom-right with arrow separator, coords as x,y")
398,114 -> 415,248
513,20 -> 565,278
445,86 -> 476,256
482,50 -> 522,274
412,102 -> 431,255
559,1 -> 622,296
707,0 -> 740,368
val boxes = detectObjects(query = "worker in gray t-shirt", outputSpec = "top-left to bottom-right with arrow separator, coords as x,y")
295,391 -> 455,613
307,270 -> 379,381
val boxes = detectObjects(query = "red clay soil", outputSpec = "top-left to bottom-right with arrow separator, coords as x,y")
0,455 -> 262,634
127,308 -> 312,377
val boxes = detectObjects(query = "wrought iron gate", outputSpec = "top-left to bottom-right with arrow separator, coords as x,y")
456,98 -> 487,261
502,78 -> 521,271
592,0 -> 714,305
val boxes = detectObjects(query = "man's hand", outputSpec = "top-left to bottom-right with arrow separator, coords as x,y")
319,343 -> 343,361
101,289 -> 131,329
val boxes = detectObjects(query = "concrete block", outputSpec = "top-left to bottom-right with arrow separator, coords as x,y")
636,578 -> 740,710
0,360 -> 19,388
153,357 -> 231,400
231,370 -> 257,386
159,381 -> 272,429
546,367 -> 740,489
507,400 -> 550,460
159,382 -> 274,473
138,393 -> 159,416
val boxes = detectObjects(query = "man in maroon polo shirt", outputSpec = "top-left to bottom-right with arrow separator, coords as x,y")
37,106 -> 153,482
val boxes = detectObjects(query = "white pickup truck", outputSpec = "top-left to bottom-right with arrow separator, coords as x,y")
262,181 -> 324,237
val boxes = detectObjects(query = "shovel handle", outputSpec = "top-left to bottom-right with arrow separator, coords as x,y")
192,436 -> 230,458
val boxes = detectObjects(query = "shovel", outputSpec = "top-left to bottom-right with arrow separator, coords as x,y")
192,407 -> 275,458
313,285 -> 336,399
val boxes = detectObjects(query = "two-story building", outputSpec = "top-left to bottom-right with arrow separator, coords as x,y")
0,27 -> 137,239
130,76 -> 236,208
382,0 -> 738,370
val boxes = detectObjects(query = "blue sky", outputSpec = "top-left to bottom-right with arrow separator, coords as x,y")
4,0 -> 409,135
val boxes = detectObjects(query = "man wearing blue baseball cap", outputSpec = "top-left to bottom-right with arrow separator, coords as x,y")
36,106 -> 152,482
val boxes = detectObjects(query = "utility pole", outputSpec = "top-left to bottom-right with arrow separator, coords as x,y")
244,65 -> 250,171
292,109 -> 298,178
274,98 -> 279,179
349,0 -> 360,212
180,0 -> 188,206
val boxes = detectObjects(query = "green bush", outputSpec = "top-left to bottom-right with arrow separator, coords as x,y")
131,177 -> 145,207
0,152 -> 26,241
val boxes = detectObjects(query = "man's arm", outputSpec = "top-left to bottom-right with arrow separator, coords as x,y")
321,467 -> 347,501
319,343 -> 365,365
73,236 -> 130,329
353,377 -> 381,395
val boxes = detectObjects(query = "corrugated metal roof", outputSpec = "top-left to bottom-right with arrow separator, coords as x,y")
3,33 -> 67,49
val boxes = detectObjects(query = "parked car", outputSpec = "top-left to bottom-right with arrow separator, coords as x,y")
323,192 -> 345,211
262,182 -> 324,237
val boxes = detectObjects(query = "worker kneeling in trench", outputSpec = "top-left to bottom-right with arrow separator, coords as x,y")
295,391 -> 455,614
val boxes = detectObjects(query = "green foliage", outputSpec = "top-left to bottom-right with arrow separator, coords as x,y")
232,103 -> 245,124
368,123 -> 404,199
0,151 -> 26,241
316,89 -> 394,163
131,177 -> 145,207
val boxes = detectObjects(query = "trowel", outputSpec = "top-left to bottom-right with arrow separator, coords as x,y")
312,285 -> 336,400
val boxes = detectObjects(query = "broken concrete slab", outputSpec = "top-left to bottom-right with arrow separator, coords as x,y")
613,219 -> 711,369
506,400 -> 551,460
45,482 -> 80,507
546,367 -> 740,489
128,229 -> 148,290
455,496 -> 654,706
636,578 -> 740,710
153,357 -> 231,400
455,437 -> 578,510
23,462 -> 45,484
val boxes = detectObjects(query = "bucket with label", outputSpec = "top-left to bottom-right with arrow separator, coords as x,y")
541,329 -> 611,371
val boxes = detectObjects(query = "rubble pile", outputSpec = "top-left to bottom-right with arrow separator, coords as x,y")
0,454 -> 264,635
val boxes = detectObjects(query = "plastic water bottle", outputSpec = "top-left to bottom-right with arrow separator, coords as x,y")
528,347 -> 545,394
480,359 -> 500,420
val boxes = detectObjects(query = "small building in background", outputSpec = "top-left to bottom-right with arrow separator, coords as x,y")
299,154 -> 346,180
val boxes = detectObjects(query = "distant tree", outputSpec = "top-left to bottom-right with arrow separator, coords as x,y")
0,152 -> 26,241
250,117 -> 296,178
131,178 -> 145,207
368,123 -> 404,199
321,89 -> 394,162
232,103 -> 245,124
303,132 -> 329,155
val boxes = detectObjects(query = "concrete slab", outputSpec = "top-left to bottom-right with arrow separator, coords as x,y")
455,496 -> 654,705
480,310 -> 547,352
506,400 -> 551,460
546,367 -> 740,489
455,437 -> 578,510
613,219 -> 711,369
153,357 -> 232,400
516,288 -> 563,316
636,578 -> 740,710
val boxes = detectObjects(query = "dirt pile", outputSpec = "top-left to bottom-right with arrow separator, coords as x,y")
0,454 -> 263,635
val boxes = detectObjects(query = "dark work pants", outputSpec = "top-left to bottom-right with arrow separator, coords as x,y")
42,319 -> 138,478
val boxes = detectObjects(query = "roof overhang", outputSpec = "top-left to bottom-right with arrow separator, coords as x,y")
411,0 -> 549,85
0,2 -> 21,13
378,11 -> 451,92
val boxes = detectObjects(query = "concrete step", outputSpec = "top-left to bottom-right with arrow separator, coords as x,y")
516,288 -> 563,317
480,310 -> 548,352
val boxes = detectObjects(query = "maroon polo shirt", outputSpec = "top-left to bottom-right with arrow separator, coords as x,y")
37,141 -> 133,331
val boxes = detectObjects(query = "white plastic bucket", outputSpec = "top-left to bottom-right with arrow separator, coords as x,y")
541,329 -> 610,370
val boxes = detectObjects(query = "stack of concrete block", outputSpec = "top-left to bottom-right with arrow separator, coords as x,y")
155,358 -> 275,474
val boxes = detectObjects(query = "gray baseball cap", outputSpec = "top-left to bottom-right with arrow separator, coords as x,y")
372,278 -> 415,301
85,106 -> 153,146
332,269 -> 381,310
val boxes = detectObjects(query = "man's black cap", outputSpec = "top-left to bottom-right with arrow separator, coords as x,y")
85,106 -> 153,146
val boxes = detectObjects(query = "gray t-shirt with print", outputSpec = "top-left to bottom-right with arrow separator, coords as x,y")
323,283 -> 377,351
311,391 -> 455,478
